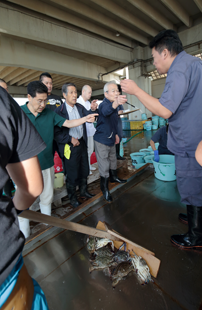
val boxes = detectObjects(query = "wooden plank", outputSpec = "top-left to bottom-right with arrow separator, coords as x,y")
20,210 -> 120,241
96,221 -> 161,278
25,164 -> 151,245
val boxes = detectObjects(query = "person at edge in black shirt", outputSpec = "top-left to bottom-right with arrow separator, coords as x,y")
0,86 -> 49,309
39,72 -> 63,112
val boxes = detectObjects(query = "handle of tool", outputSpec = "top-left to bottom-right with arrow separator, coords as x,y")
19,210 -> 120,241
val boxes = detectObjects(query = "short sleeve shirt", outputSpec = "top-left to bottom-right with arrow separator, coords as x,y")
21,104 -> 66,170
159,51 -> 202,157
46,94 -> 63,112
0,88 -> 46,286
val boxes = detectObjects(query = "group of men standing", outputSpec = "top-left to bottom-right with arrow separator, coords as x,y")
4,73 -> 126,236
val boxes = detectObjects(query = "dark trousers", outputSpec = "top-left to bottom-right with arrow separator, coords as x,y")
175,155 -> 202,206
63,138 -> 89,186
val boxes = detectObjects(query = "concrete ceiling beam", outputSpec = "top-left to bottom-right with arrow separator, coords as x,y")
193,0 -> 202,12
9,70 -> 35,85
6,0 -> 133,47
127,0 -> 175,30
0,66 -> 6,74
0,67 -> 17,79
48,0 -> 149,45
91,0 -> 158,37
17,71 -> 42,86
4,67 -> 28,83
52,76 -> 68,84
160,0 -> 192,27
0,35 -> 117,82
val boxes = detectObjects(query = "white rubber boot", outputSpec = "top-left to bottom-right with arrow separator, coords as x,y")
18,217 -> 30,238
40,203 -> 51,216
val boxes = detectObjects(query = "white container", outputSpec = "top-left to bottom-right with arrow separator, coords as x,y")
54,173 -> 64,188
18,217 -> 30,238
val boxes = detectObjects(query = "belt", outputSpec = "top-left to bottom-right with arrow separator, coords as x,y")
2,264 -> 34,310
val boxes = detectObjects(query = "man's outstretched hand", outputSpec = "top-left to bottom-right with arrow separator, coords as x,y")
120,79 -> 139,95
91,100 -> 98,111
86,113 -> 98,123
113,95 -> 127,109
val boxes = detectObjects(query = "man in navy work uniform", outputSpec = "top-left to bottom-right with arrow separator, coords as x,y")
150,125 -> 173,162
94,81 -> 127,202
121,29 -> 202,250
54,83 -> 97,208
0,87 -> 49,309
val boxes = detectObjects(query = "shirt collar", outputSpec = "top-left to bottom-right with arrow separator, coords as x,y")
23,102 -> 32,114
168,51 -> 186,74
78,95 -> 89,105
65,101 -> 75,112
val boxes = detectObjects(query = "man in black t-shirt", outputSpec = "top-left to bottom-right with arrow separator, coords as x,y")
39,72 -> 63,111
0,87 -> 49,308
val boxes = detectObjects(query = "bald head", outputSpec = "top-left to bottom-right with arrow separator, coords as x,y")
0,79 -> 8,92
82,85 -> 92,101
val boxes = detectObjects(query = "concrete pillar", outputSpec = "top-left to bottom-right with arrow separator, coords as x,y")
126,64 -> 152,120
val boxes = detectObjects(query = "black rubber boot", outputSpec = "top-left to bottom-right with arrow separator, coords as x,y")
79,178 -> 95,199
116,143 -> 126,160
109,169 -> 127,184
66,182 -> 81,208
171,205 -> 202,249
178,212 -> 188,224
100,177 -> 112,202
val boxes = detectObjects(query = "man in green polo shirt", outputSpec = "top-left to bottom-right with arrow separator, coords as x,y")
20,81 -> 97,237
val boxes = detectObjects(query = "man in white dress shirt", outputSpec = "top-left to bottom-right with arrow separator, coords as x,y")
77,85 -> 98,174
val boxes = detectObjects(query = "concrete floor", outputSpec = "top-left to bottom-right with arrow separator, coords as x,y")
24,130 -> 202,310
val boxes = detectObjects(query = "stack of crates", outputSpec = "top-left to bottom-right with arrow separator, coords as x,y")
130,120 -> 146,131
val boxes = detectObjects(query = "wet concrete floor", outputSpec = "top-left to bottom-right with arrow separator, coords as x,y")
24,130 -> 202,310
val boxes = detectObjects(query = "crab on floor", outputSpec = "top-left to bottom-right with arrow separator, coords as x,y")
89,255 -> 117,273
86,236 -> 97,254
113,242 -> 130,263
111,261 -> 134,287
131,250 -> 152,284
95,238 -> 114,251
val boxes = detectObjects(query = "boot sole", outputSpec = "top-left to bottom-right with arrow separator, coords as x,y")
178,218 -> 188,225
171,239 -> 202,250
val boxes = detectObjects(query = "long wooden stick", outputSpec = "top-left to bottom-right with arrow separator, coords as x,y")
20,210 -> 120,241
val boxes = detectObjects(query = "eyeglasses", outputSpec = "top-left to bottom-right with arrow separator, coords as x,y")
36,99 -> 48,105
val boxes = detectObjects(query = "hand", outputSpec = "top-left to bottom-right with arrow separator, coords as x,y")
85,113 -> 98,123
115,134 -> 120,145
71,137 -> 80,147
90,100 -> 98,111
154,150 -> 160,162
120,79 -> 139,95
113,95 -> 127,109
117,95 -> 127,105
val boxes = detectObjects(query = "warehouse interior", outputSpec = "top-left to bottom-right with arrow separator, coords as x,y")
1,0 -> 202,309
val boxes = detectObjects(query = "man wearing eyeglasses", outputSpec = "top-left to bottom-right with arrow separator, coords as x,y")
20,81 -> 97,237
